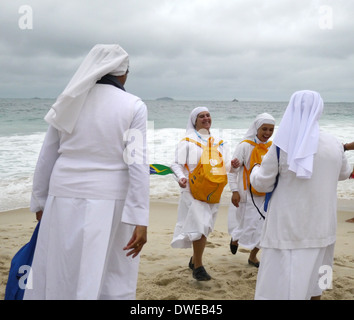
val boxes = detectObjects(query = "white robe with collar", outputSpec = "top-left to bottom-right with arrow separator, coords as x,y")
227,137 -> 270,249
251,131 -> 350,300
24,84 -> 149,300
170,130 -> 226,248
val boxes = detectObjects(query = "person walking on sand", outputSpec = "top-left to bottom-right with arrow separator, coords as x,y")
343,141 -> 354,222
24,44 -> 149,300
250,90 -> 351,300
227,113 -> 275,268
170,107 -> 228,281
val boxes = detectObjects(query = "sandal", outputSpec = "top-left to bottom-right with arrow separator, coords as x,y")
193,266 -> 211,281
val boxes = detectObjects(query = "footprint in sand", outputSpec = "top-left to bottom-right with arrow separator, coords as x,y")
155,276 -> 179,286
205,242 -> 222,248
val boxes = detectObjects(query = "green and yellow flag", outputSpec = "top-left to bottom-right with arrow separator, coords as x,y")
149,164 -> 174,175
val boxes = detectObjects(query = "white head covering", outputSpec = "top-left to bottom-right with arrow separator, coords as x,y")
273,90 -> 324,179
44,44 -> 129,134
186,106 -> 209,133
243,112 -> 275,140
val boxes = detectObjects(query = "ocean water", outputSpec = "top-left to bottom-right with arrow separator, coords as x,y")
0,98 -> 353,212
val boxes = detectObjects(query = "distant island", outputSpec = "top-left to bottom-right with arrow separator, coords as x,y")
156,97 -> 174,101
232,98 -> 239,102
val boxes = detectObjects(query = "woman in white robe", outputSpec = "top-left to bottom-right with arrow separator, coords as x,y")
170,107 -> 228,281
227,113 -> 275,267
24,44 -> 149,300
250,90 -> 351,300
343,141 -> 354,223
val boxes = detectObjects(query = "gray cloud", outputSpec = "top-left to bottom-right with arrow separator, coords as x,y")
1,0 -> 353,101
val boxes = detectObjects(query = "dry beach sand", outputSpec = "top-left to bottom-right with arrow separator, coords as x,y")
1,200 -> 354,300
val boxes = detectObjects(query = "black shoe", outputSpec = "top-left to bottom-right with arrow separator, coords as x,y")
230,238 -> 238,255
188,257 -> 194,270
193,266 -> 211,281
248,259 -> 260,268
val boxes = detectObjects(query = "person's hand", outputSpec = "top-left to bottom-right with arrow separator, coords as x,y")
123,225 -> 147,258
36,210 -> 43,221
178,177 -> 187,188
231,158 -> 241,169
231,191 -> 240,208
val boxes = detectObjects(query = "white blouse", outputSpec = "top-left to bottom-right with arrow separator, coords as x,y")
170,130 -> 228,191
30,84 -> 150,226
228,136 -> 269,202
250,131 -> 351,249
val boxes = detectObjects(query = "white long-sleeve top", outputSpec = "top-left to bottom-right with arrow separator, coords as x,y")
250,131 -> 351,249
228,136 -> 269,202
170,130 -> 228,191
30,84 -> 150,226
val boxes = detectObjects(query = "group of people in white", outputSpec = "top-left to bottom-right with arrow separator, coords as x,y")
23,44 -> 352,300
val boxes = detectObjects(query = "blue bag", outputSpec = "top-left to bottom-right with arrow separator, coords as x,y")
264,146 -> 280,212
4,221 -> 40,300
250,146 -> 280,219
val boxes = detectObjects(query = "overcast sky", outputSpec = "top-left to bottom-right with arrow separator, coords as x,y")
1,0 -> 353,101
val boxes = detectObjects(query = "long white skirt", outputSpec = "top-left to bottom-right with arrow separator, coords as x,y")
228,192 -> 265,250
24,196 -> 139,300
254,243 -> 335,300
171,191 -> 219,249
